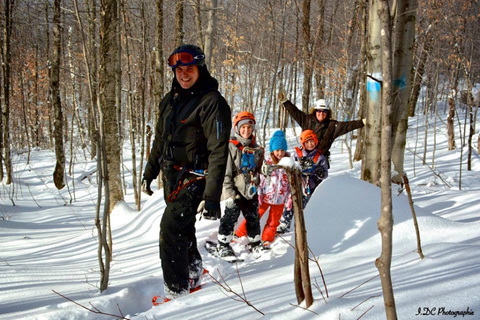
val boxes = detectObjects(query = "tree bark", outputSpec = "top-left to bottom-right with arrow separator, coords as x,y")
87,0 -> 98,160
447,97 -> 456,150
52,0 -> 65,190
377,0 -> 398,318
204,0 -> 218,69
301,0 -> 313,113
391,0 -> 417,184
362,0 -> 383,185
174,0 -> 184,46
100,0 -> 123,213
288,166 -> 313,308
1,0 -> 14,183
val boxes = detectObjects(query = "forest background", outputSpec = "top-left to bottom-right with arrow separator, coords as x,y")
0,0 -> 479,317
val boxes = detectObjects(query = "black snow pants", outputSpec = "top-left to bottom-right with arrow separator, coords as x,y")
159,175 -> 205,295
218,194 -> 260,242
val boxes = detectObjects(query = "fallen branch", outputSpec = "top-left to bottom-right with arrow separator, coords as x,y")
288,303 -> 319,315
308,246 -> 329,298
357,305 -> 375,319
313,278 -> 327,304
52,290 -> 129,319
351,295 -> 381,311
277,234 -> 329,298
207,269 -> 265,315
338,275 -> 379,298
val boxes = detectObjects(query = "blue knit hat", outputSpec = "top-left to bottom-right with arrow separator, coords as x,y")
269,130 -> 288,152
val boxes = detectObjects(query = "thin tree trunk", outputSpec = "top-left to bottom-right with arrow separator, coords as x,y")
1,0 -> 14,183
191,0 -> 203,48
284,166 -> 313,308
87,0 -> 98,160
52,0 -> 65,190
301,0 -> 313,113
354,0 -> 367,162
376,0 -> 397,318
402,174 -> 424,259
204,0 -> 218,69
67,26 -> 88,158
408,32 -> 433,117
174,0 -> 184,46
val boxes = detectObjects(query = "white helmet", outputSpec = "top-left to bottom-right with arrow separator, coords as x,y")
314,99 -> 329,110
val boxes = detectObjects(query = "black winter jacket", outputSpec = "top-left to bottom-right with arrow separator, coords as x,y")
282,100 -> 364,155
143,71 -> 232,203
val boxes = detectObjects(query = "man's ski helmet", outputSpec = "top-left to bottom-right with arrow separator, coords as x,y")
168,44 -> 206,68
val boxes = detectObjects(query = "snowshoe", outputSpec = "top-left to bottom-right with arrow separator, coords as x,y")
251,241 -> 271,259
152,268 -> 210,306
204,240 -> 244,263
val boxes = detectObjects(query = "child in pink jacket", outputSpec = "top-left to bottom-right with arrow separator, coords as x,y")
236,130 -> 292,248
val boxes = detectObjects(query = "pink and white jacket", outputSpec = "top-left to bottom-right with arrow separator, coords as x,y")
258,155 -> 292,208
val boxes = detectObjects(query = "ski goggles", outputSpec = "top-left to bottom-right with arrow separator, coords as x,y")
168,52 -> 205,68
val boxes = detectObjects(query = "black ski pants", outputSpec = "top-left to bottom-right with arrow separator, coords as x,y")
159,179 -> 204,295
218,194 -> 260,242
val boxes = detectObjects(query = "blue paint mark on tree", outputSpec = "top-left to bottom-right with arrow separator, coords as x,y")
393,76 -> 406,90
367,78 -> 381,102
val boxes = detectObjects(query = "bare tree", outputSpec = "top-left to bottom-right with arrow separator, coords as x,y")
175,0 -> 184,46
96,0 -> 122,292
51,0 -> 66,190
204,0 -> 218,69
87,0 -> 98,160
301,0 -> 313,113
376,0 -> 397,318
1,0 -> 15,184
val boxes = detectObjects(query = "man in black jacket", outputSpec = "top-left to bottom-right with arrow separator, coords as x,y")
143,44 -> 231,300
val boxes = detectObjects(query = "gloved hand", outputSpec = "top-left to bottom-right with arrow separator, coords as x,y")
314,166 -> 326,180
300,157 -> 315,175
225,196 -> 236,209
261,162 -> 274,176
278,89 -> 287,103
197,200 -> 221,220
142,179 -> 153,196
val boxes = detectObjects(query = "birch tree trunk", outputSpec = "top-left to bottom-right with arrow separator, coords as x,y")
52,0 -> 66,190
362,0 -> 383,185
204,0 -> 218,69
390,0 -> 417,184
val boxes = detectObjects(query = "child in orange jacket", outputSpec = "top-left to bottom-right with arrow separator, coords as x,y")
277,129 -> 328,234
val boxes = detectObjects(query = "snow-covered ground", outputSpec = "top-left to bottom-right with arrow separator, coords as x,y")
1,113 -> 479,320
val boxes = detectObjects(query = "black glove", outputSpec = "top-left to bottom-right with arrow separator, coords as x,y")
142,179 -> 153,196
314,165 -> 326,179
197,199 -> 221,220
312,166 -> 326,185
